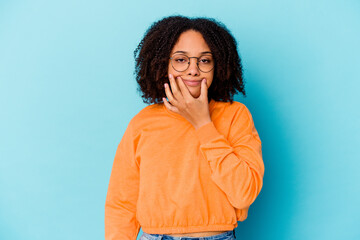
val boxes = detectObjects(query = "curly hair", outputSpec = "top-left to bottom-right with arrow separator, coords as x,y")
133,15 -> 246,105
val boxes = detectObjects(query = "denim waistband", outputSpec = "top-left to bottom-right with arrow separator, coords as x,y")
141,230 -> 235,240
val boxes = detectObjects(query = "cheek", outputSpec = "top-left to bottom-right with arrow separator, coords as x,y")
207,73 -> 214,86
207,72 -> 214,81
167,63 -> 174,75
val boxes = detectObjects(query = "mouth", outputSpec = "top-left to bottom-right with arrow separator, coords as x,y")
183,80 -> 202,87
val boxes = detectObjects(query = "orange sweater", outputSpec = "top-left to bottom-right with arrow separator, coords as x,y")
105,99 -> 265,240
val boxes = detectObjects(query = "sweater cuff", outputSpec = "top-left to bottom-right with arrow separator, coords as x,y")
194,121 -> 223,145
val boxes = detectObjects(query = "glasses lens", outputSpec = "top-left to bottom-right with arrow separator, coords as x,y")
198,55 -> 214,72
170,54 -> 215,72
171,54 -> 189,72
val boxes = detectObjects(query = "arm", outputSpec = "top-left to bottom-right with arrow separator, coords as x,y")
105,121 -> 141,240
194,104 -> 264,210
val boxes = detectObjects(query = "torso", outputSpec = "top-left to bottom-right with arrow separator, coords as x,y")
163,230 -> 228,237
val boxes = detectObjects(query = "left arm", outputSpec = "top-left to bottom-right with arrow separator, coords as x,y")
163,75 -> 264,209
194,105 -> 265,210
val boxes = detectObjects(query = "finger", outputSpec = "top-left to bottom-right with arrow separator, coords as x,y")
164,83 -> 177,105
162,97 -> 178,113
200,78 -> 208,100
168,74 -> 182,99
176,76 -> 193,100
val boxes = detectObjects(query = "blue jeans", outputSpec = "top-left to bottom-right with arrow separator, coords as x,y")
139,230 -> 236,240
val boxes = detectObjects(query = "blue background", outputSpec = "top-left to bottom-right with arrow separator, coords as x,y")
1,0 -> 359,239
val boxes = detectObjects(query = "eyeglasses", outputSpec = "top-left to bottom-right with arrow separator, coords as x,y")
169,53 -> 215,73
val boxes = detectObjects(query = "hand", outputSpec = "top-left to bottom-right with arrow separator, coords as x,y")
163,74 -> 212,130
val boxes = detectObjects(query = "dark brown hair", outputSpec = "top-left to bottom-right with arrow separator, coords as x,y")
134,15 -> 246,104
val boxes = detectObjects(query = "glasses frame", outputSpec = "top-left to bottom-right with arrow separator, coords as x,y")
169,53 -> 215,73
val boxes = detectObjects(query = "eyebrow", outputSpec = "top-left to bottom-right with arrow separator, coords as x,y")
173,51 -> 213,55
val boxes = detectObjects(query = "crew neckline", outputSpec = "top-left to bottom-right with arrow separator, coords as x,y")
162,99 -> 217,120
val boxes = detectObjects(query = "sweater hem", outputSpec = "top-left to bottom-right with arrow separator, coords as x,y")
141,223 -> 237,234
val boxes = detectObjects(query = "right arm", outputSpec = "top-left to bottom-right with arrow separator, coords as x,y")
105,121 -> 141,240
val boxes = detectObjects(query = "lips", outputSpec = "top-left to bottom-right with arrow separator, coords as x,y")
183,79 -> 202,87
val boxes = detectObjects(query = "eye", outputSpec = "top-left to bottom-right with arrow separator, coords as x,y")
176,58 -> 186,63
199,57 -> 212,64
172,55 -> 188,64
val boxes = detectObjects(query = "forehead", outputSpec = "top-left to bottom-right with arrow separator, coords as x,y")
171,30 -> 211,55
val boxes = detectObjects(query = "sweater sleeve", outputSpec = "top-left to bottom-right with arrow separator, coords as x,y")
194,104 -> 264,210
105,120 -> 141,240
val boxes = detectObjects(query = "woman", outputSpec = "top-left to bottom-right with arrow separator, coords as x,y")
105,15 -> 265,240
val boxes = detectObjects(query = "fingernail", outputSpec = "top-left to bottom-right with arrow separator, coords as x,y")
164,83 -> 167,88
169,74 -> 173,78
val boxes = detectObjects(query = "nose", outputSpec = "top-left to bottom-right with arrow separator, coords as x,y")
187,58 -> 200,76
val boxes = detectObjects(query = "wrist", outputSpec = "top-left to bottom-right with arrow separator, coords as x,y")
193,119 -> 212,130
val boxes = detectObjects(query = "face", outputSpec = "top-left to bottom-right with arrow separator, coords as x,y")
168,30 -> 214,98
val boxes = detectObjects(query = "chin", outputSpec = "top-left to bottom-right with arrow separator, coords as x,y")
191,94 -> 200,98
188,88 -> 201,98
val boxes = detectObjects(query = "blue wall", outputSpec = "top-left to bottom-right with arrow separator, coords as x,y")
0,0 -> 359,239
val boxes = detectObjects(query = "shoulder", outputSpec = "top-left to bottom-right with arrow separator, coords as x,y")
215,100 -> 249,115
126,103 -> 162,133
214,100 -> 256,128
216,101 -> 260,141
132,103 -> 162,122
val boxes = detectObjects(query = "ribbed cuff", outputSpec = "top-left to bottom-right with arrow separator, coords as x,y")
194,121 -> 222,145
